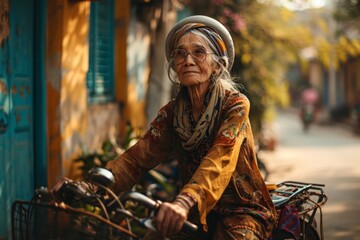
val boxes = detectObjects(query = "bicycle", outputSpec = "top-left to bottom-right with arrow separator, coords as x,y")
11,168 -> 327,240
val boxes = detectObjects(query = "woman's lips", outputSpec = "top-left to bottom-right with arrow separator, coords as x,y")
182,71 -> 198,76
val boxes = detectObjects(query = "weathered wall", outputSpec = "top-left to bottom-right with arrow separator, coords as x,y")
46,1 -> 129,184
114,0 -> 130,142
60,1 -> 90,179
47,0 -> 65,187
125,11 -> 150,132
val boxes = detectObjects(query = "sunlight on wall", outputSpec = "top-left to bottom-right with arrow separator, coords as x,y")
60,2 -> 90,177
126,17 -> 151,130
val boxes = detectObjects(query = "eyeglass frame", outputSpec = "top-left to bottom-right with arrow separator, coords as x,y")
171,48 -> 214,65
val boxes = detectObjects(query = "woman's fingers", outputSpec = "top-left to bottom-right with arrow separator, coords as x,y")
173,214 -> 185,234
155,202 -> 187,237
155,202 -> 170,236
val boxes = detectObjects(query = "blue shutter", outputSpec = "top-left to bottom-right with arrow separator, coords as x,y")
87,0 -> 114,103
0,0 -> 35,237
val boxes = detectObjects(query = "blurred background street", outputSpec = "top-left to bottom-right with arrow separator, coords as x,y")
260,109 -> 360,240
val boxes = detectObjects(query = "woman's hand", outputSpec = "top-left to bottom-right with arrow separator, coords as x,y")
155,201 -> 188,237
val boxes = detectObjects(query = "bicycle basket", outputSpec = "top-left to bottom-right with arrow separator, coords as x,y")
11,200 -> 136,240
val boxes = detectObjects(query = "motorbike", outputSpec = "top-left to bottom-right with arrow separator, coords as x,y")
11,167 -> 327,240
300,104 -> 315,132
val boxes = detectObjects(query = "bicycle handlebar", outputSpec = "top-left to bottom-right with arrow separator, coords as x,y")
119,191 -> 198,233
46,170 -> 199,235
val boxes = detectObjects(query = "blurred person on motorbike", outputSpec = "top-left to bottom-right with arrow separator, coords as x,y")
106,15 -> 276,240
299,84 -> 319,131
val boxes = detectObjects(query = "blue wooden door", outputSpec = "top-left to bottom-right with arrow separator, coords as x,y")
0,0 -> 34,237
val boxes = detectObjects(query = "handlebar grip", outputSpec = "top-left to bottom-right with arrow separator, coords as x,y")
183,220 -> 198,232
120,192 -> 198,232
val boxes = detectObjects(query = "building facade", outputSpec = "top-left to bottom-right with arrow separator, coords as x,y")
0,0 -> 178,237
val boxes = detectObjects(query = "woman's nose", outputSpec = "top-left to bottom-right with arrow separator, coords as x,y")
184,52 -> 196,65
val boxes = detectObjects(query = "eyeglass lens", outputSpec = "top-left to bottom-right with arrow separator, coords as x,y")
172,48 -> 209,64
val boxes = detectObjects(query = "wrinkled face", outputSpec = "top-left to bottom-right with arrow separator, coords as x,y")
173,33 -> 218,87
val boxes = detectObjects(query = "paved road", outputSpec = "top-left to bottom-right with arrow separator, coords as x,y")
260,109 -> 360,240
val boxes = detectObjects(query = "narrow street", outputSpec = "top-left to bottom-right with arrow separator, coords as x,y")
260,109 -> 360,240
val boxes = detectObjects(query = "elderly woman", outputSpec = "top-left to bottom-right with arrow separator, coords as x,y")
106,15 -> 276,240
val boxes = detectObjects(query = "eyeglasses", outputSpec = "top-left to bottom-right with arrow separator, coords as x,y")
171,48 -> 213,65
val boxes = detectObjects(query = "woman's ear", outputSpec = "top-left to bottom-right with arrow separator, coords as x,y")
213,62 -> 223,75
219,58 -> 227,69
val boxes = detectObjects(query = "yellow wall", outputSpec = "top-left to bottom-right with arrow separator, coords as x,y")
115,1 -> 129,104
46,1 -> 131,185
60,1 -> 90,179
125,14 -> 150,133
115,1 -> 149,136
47,0 -> 66,187
47,0 -> 91,185
114,0 -> 131,142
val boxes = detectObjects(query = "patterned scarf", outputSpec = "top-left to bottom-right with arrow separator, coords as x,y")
174,81 -> 224,151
